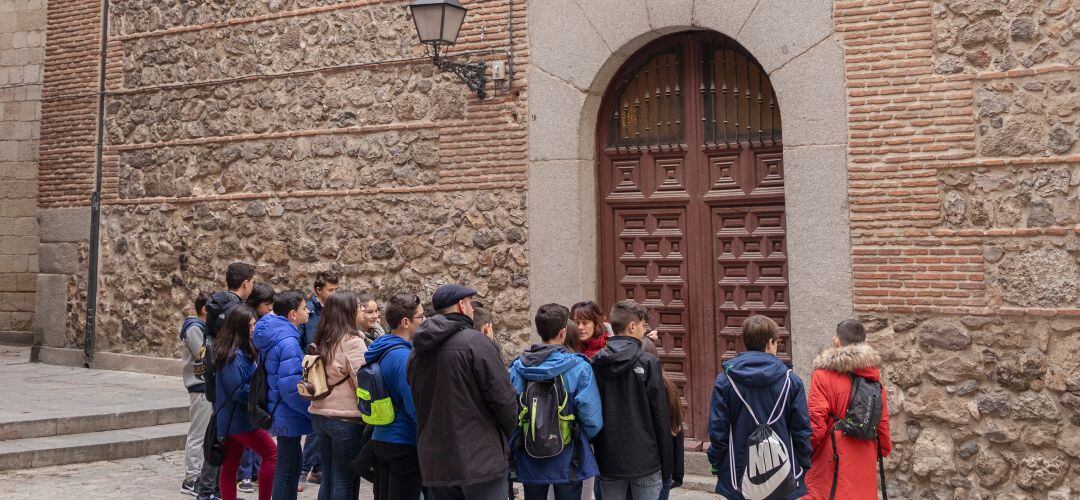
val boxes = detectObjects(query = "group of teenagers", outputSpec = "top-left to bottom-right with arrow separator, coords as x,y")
178,262 -> 894,500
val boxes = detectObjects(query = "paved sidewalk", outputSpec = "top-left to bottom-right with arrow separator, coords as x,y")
0,450 -> 717,499
0,346 -> 187,427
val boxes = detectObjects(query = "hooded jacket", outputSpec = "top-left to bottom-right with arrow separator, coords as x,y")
407,313 -> 517,487
707,351 -> 812,499
180,316 -> 206,393
205,291 -> 242,340
805,343 -> 893,500
509,344 -> 603,484
214,349 -> 256,437
298,296 -> 322,348
252,314 -> 311,437
591,336 -> 673,481
366,333 -> 418,446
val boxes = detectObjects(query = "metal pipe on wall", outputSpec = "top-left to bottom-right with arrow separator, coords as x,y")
84,0 -> 109,368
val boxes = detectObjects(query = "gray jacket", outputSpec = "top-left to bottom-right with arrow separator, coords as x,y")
180,317 -> 206,393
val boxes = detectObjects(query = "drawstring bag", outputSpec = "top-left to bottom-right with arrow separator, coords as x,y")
727,370 -> 798,500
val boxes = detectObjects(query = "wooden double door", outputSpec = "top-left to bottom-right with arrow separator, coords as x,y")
597,32 -> 790,447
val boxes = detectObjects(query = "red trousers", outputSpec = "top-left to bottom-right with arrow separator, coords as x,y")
220,429 -> 277,500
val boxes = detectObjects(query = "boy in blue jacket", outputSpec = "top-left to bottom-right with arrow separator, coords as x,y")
510,303 -> 603,500
252,290 -> 310,500
366,292 -> 425,500
707,315 -> 812,500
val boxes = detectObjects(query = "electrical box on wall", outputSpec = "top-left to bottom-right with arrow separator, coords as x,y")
491,61 -> 506,81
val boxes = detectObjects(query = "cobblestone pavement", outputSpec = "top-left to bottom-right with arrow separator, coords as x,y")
0,450 -> 717,499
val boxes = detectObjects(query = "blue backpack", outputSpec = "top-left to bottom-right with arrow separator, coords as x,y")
356,345 -> 406,426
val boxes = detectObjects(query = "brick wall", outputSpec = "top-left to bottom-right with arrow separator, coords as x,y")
0,0 -> 45,333
837,0 -> 1079,496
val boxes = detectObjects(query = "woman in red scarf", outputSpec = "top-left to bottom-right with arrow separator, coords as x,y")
570,301 -> 609,359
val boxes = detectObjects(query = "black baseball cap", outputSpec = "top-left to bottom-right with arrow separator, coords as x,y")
431,284 -> 478,311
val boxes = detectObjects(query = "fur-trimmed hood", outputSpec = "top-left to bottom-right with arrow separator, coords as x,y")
813,343 -> 881,374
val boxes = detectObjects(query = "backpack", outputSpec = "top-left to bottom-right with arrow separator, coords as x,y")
829,373 -> 887,500
297,343 -> 349,401
517,375 -> 576,459
727,370 -> 797,500
203,381 -> 244,467
356,345 -> 407,426
247,339 -> 293,430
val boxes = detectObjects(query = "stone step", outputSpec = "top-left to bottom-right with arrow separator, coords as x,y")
0,331 -> 32,347
0,405 -> 189,441
680,474 -> 716,493
0,422 -> 189,471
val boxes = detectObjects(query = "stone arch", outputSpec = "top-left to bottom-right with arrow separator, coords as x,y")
527,0 -> 851,373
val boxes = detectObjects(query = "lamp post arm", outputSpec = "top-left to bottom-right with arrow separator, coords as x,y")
435,57 -> 487,100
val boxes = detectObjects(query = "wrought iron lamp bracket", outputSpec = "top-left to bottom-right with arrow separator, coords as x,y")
431,45 -> 487,100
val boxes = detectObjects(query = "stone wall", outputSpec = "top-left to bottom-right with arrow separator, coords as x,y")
0,0 -> 44,334
841,0 -> 1080,497
37,0 -> 531,360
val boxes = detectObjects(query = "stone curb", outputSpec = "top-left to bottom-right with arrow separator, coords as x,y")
0,422 -> 188,471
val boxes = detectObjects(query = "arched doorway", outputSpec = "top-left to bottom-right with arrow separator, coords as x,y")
597,31 -> 789,447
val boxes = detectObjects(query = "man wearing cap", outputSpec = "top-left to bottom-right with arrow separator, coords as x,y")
407,284 -> 517,499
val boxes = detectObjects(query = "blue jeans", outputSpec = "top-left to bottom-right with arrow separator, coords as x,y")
311,414 -> 364,500
523,482 -> 583,500
598,472 -> 662,500
659,478 -> 673,500
273,435 -> 303,500
238,449 -> 260,481
303,432 -> 322,473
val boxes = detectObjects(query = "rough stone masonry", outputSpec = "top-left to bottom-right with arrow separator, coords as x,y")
24,0 -> 1080,498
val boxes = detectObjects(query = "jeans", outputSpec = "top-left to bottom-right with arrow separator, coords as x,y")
524,481 -> 583,500
303,431 -> 322,473
658,478 -> 673,500
312,414 -> 365,500
427,475 -> 508,500
219,430 -> 277,500
372,440 -> 423,500
273,435 -> 303,500
184,392 -> 213,478
598,472 -> 662,500
238,449 -> 260,481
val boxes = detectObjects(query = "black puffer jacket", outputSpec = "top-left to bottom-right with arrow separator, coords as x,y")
407,313 -> 517,487
591,335 -> 673,480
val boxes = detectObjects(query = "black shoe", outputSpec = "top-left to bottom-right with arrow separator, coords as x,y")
237,479 -> 255,493
181,477 -> 197,497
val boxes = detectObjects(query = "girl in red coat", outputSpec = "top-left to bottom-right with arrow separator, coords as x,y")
806,320 -> 893,500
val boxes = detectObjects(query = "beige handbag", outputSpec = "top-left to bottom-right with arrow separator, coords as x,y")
297,345 -> 348,401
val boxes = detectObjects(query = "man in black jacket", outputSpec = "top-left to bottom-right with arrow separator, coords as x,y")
407,284 -> 517,500
592,299 -> 673,500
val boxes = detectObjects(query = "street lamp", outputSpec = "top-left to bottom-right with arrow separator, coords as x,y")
409,0 -> 488,99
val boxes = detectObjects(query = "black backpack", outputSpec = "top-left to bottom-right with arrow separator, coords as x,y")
517,376 -> 576,459
248,337 -> 301,430
356,345 -> 407,426
829,373 -> 887,500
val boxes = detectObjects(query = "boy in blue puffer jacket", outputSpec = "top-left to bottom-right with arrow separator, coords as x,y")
707,315 -> 812,500
252,290 -> 310,500
510,303 -> 603,500
366,292 -> 425,500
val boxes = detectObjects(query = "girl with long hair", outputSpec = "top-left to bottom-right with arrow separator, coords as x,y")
659,373 -> 685,500
213,305 -> 277,500
308,290 -> 369,500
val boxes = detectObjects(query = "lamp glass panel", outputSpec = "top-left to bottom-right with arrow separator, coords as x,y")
410,4 -> 445,43
439,5 -> 467,44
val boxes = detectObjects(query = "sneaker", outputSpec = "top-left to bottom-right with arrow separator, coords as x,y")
306,471 -> 321,484
297,483 -> 305,493
181,477 -> 197,496
237,479 -> 255,493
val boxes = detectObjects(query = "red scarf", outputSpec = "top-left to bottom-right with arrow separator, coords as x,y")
581,331 -> 610,359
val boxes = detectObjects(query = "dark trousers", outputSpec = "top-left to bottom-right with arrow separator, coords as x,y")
428,476 -> 508,500
273,435 -> 303,500
523,482 -> 583,500
372,440 -> 423,500
195,461 -> 219,497
312,414 -> 365,500
303,431 -> 322,473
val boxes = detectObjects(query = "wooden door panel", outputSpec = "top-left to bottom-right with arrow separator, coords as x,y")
609,208 -> 698,439
710,205 -> 792,363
